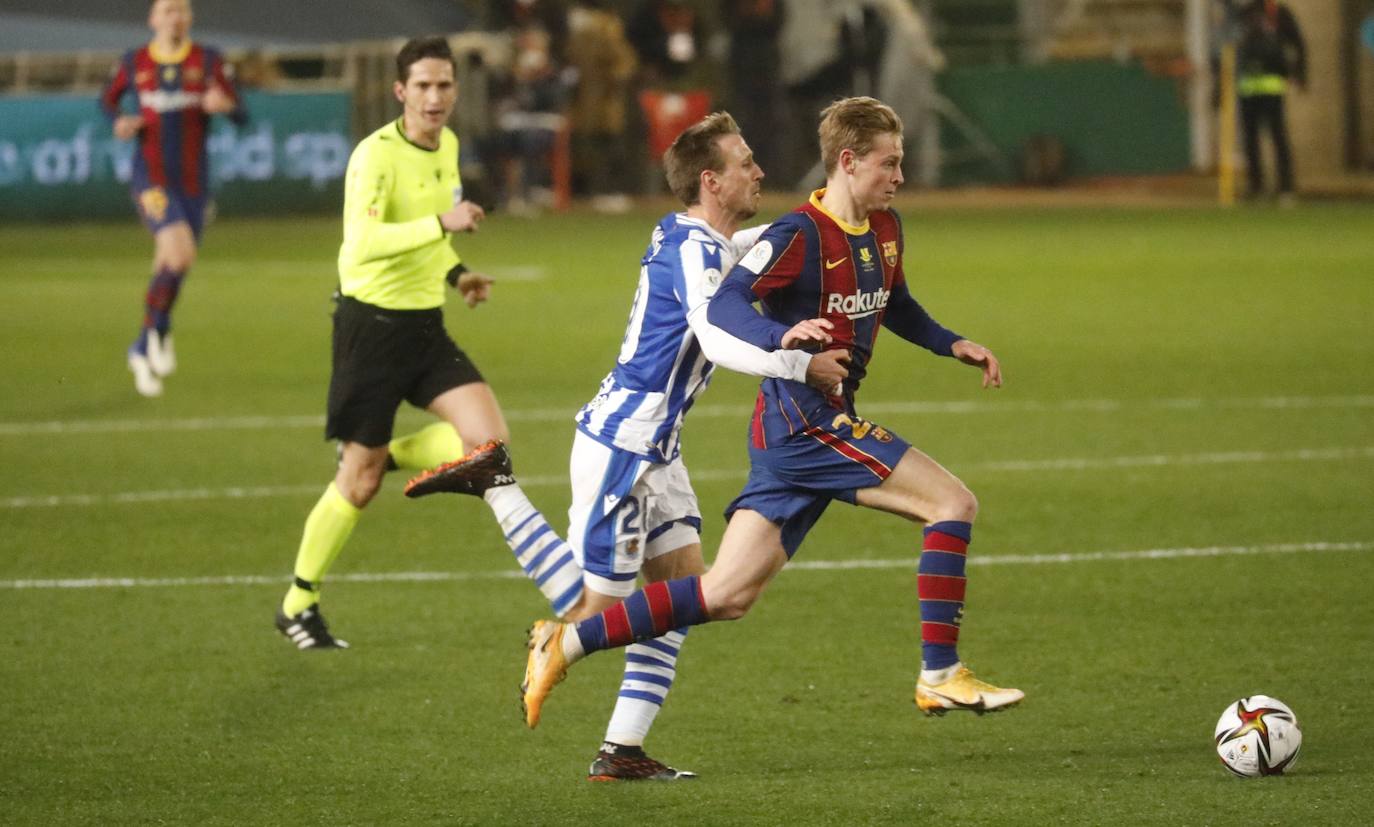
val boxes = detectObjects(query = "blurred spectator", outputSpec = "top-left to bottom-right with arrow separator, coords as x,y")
234,50 -> 283,89
1235,0 -> 1306,201
491,0 -> 570,63
490,25 -> 568,214
566,0 -> 638,210
627,0 -> 708,88
868,0 -> 943,188
723,0 -> 784,179
778,0 -> 885,187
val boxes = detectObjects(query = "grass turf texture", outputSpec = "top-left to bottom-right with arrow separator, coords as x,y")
2,202 -> 1372,824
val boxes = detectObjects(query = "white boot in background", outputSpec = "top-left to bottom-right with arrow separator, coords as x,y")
145,329 -> 176,377
127,350 -> 163,397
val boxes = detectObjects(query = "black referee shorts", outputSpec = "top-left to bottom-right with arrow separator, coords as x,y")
325,295 -> 484,447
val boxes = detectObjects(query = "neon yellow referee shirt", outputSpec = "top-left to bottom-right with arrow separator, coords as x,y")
337,119 -> 463,310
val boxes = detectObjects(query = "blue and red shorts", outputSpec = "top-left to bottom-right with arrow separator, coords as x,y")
725,408 -> 911,557
130,181 -> 208,240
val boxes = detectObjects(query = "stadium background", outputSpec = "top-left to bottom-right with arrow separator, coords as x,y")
3,0 -> 1373,216
2,2 -> 1372,824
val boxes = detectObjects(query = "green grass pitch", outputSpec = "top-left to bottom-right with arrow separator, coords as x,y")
2,200 -> 1372,824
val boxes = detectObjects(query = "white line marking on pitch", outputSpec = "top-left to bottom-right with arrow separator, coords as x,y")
1,541 -> 1367,591
3,446 -> 1371,510
2,394 -> 1371,436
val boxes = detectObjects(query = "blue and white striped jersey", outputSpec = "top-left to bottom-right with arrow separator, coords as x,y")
576,212 -> 811,463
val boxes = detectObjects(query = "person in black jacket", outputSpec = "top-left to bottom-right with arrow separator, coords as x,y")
1235,0 -> 1306,200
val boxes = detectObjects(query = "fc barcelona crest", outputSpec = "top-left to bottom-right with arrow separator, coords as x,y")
139,187 -> 169,222
882,240 -> 898,267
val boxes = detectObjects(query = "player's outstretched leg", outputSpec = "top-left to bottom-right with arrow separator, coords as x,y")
522,620 -> 570,728
912,521 -> 1022,715
404,439 -> 513,497
522,577 -> 710,728
406,440 -> 584,616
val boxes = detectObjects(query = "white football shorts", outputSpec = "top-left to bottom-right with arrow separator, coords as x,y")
567,429 -> 702,597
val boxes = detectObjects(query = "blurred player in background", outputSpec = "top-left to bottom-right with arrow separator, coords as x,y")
521,96 -> 1022,733
274,36 -> 581,651
406,112 -> 847,779
100,0 -> 246,397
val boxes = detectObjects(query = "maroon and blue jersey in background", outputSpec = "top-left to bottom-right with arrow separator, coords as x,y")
99,41 -> 245,199
708,190 -> 962,451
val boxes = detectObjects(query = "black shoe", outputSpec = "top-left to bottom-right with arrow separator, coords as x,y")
275,605 -> 349,650
587,742 -> 697,782
403,439 -> 514,498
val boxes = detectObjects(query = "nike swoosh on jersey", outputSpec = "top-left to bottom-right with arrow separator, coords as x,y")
825,257 -> 848,269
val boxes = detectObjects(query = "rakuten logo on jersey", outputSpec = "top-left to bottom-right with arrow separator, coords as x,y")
138,89 -> 203,113
826,288 -> 890,319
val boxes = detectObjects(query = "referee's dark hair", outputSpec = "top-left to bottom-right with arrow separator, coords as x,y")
396,36 -> 456,83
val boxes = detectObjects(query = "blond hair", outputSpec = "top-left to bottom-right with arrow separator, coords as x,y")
663,111 -> 741,206
818,97 -> 903,175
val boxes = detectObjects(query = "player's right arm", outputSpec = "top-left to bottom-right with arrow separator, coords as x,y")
100,51 -> 143,141
339,141 -> 466,266
676,236 -> 812,382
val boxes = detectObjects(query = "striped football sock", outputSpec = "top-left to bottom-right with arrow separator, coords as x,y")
918,520 -> 971,670
484,484 -> 583,616
573,577 -> 708,656
603,629 -> 688,747
143,266 -> 185,335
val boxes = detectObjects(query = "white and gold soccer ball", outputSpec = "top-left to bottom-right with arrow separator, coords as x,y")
1214,695 -> 1303,777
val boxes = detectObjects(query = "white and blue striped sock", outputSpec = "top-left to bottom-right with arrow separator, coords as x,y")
483,484 -> 584,616
604,629 -> 687,747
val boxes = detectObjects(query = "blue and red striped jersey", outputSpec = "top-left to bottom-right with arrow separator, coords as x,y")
709,190 -> 961,410
99,41 -> 244,196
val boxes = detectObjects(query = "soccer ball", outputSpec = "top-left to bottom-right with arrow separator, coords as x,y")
1214,695 -> 1303,777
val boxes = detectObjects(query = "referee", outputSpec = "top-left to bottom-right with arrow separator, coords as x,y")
276,36 -> 562,649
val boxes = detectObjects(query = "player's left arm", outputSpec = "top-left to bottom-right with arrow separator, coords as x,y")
949,338 -> 1002,389
445,264 -> 494,308
204,50 -> 248,124
883,284 -> 1001,388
